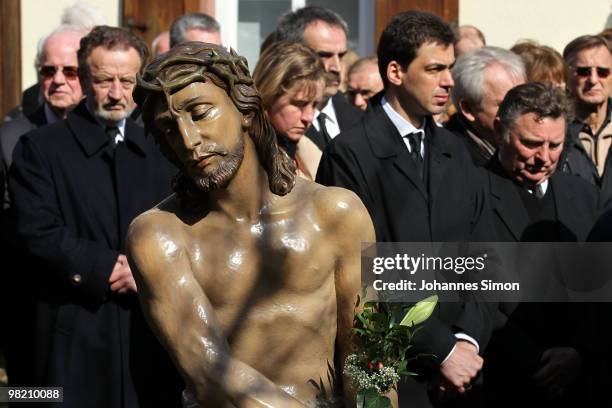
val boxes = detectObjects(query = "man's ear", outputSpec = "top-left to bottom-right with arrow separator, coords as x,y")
386,61 -> 404,87
493,117 -> 504,145
242,112 -> 254,129
459,100 -> 477,123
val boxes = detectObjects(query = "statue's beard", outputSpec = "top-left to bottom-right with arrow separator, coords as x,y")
192,136 -> 245,192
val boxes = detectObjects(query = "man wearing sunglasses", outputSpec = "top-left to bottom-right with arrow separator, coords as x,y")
1,25 -> 84,196
0,24 -> 85,388
560,35 -> 612,206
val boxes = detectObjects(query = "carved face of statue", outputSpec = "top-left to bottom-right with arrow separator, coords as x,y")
153,80 -> 248,192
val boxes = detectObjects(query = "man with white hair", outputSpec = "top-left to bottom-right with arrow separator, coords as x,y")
2,1 -> 106,123
60,1 -> 107,30
446,46 -> 526,165
1,25 -> 85,175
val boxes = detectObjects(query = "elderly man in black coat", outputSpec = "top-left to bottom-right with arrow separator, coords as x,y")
9,26 -> 181,407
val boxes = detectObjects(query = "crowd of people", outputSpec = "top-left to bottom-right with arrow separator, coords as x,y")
0,2 -> 611,408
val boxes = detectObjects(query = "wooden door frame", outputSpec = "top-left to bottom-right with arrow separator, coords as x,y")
0,0 -> 21,119
375,0 -> 458,47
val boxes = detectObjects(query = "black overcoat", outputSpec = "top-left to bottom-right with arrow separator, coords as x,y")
483,158 -> 600,406
9,101 -> 181,407
316,98 -> 496,407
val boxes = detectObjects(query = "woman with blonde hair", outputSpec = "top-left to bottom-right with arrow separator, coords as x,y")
511,40 -> 567,88
253,41 -> 326,180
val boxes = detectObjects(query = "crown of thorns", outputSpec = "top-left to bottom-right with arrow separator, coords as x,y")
137,45 -> 253,96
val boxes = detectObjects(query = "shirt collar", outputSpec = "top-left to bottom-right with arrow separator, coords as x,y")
43,103 -> 63,124
85,100 -> 127,141
381,96 -> 426,137
496,151 -> 549,195
316,97 -> 338,125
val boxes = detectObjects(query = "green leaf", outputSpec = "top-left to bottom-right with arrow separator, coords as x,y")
399,295 -> 438,327
364,388 -> 393,408
356,389 -> 366,408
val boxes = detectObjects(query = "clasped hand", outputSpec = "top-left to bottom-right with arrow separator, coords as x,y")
109,254 -> 137,294
436,340 -> 483,400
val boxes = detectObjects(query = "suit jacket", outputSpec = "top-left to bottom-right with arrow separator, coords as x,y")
559,100 -> 612,208
316,98 -> 495,368
0,105 -> 48,388
305,92 -> 363,151
483,158 -> 599,406
444,113 -> 494,167
0,105 -> 46,209
9,101 -> 181,407
486,158 -> 599,242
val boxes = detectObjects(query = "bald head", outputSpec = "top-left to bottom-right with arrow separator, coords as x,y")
454,25 -> 486,57
38,27 -> 84,118
347,57 -> 383,110
152,31 -> 170,57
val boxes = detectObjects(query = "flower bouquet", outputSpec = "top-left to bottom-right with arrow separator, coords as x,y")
344,295 -> 438,408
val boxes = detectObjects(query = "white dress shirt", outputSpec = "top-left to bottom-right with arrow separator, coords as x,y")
312,97 -> 341,139
381,96 -> 426,156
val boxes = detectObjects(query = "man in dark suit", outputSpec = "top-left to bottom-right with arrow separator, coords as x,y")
275,6 -> 363,150
483,82 -> 599,407
317,11 -> 493,407
0,24 -> 85,388
9,26 -> 181,407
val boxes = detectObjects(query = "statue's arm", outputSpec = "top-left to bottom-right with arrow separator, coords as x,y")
127,213 -> 306,408
323,188 -> 398,407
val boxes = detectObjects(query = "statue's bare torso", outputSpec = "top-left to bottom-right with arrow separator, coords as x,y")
129,179 -> 370,407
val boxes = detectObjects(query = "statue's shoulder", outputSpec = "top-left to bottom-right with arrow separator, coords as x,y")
293,178 -> 373,231
128,195 -> 185,250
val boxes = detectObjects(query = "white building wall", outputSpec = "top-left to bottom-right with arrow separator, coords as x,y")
459,0 -> 612,53
19,0 -> 612,91
21,0 -> 119,91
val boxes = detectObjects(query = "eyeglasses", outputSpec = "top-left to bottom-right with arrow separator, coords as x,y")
38,65 -> 79,79
574,66 -> 611,78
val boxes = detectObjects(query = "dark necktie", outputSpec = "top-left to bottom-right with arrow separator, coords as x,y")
406,132 -> 423,179
105,126 -> 120,146
316,113 -> 332,145
529,184 -> 545,198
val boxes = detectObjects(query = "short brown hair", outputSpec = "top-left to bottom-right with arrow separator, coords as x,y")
497,82 -> 573,142
563,35 -> 611,65
77,25 -> 149,82
377,11 -> 455,88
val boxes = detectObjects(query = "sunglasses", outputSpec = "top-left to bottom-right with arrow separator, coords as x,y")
574,66 -> 611,78
38,65 -> 79,79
